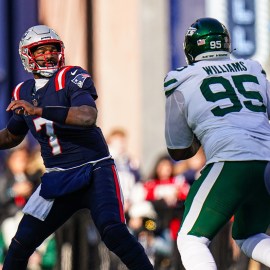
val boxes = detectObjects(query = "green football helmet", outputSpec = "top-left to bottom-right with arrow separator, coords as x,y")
184,17 -> 231,64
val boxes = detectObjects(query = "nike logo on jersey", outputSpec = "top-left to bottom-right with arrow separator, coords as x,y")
71,69 -> 78,76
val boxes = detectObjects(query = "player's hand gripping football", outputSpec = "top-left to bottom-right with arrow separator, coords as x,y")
6,100 -> 42,116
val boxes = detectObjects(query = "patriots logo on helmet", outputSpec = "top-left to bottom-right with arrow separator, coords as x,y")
71,73 -> 90,88
21,30 -> 30,40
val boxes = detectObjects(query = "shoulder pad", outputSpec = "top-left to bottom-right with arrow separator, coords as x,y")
12,82 -> 24,100
176,65 -> 189,72
164,70 -> 182,97
67,66 -> 86,77
248,59 -> 267,77
12,79 -> 35,100
68,67 -> 92,89
54,66 -> 75,91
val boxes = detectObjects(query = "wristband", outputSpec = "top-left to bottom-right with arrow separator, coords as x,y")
42,106 -> 69,123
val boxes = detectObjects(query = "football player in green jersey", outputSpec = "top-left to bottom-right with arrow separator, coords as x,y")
164,17 -> 270,269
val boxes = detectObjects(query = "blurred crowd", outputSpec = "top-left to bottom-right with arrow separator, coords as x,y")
0,128 -> 268,270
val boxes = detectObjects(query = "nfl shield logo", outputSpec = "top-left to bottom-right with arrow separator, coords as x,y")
32,99 -> 38,106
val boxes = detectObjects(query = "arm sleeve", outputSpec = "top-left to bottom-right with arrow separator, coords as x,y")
165,90 -> 194,149
69,88 -> 97,108
6,114 -> 29,135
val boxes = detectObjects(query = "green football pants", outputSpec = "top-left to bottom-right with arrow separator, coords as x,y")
180,161 -> 270,240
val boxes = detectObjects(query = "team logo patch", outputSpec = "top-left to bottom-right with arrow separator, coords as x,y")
71,73 -> 90,88
186,27 -> 197,36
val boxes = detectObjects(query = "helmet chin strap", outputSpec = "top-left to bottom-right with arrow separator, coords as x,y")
39,70 -> 58,78
34,63 -> 59,78
187,54 -> 194,64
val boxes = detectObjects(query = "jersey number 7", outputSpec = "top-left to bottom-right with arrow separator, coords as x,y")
33,117 -> 61,155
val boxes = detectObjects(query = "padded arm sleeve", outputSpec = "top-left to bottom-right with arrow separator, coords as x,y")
165,90 -> 194,149
70,89 -> 97,108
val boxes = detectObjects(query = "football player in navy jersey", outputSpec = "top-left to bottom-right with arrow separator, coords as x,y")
1,25 -> 154,270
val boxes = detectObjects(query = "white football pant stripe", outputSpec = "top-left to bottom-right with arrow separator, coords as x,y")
179,162 -> 224,235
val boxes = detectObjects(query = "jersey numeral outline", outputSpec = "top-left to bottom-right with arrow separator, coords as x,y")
200,74 -> 266,116
33,117 -> 62,155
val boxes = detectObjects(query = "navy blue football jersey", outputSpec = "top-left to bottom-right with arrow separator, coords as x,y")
7,66 -> 110,168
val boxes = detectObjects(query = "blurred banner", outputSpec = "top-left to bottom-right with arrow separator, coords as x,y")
0,0 -> 38,129
206,0 -> 270,73
169,0 -> 205,69
228,0 -> 256,59
0,1 -> 9,129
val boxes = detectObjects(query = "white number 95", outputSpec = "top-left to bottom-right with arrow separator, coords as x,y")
210,40 -> 221,49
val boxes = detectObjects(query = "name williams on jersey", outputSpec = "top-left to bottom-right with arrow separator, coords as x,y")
202,61 -> 247,75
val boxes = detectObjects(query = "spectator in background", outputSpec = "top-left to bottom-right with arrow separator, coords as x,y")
128,201 -> 160,267
144,154 -> 190,205
25,145 -> 45,182
134,154 -> 190,269
107,128 -> 140,181
173,148 -> 206,185
0,144 -> 35,223
0,211 -> 57,270
0,145 -> 57,270
107,128 -> 141,214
